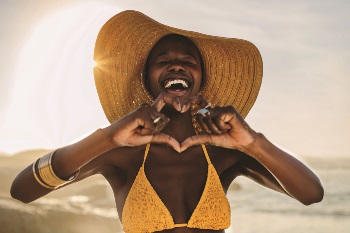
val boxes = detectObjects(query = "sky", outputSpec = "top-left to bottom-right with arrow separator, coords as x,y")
0,0 -> 349,157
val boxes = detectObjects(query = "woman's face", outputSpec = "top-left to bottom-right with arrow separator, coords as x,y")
146,35 -> 203,103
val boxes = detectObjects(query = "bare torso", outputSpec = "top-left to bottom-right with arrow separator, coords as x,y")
86,144 -> 245,230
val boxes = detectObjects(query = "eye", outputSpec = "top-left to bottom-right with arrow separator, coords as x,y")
184,60 -> 196,66
155,59 -> 169,65
182,56 -> 197,66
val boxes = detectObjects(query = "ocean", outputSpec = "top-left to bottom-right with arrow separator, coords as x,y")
228,156 -> 350,233
0,152 -> 349,233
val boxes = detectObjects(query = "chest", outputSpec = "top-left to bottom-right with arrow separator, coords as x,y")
108,145 -> 242,221
145,146 -> 208,191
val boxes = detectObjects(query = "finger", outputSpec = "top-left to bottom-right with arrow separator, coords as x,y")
210,108 -> 232,132
180,134 -> 214,152
212,116 -> 231,132
151,92 -> 181,112
147,107 -> 167,124
153,115 -> 170,133
138,125 -> 156,136
145,105 -> 159,119
142,105 -> 170,132
151,133 -> 181,153
138,103 -> 161,124
196,115 -> 212,134
182,95 -> 210,113
152,116 -> 162,124
203,116 -> 222,134
136,115 -> 156,135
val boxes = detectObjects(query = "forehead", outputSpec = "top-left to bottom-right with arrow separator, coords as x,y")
148,34 -> 201,60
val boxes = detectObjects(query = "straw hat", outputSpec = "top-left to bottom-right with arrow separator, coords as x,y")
94,10 -> 263,124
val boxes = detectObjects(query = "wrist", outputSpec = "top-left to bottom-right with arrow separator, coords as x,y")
98,126 -> 120,149
240,132 -> 264,154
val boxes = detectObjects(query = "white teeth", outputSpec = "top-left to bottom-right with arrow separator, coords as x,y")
165,79 -> 189,89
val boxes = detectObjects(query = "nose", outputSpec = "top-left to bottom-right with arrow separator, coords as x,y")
168,61 -> 185,72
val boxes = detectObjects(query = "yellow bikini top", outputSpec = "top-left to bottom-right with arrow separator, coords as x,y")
122,144 -> 231,233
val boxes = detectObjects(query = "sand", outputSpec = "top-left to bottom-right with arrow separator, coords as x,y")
1,150 -> 349,233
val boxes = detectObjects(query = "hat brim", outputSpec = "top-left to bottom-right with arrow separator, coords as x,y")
94,10 -> 263,123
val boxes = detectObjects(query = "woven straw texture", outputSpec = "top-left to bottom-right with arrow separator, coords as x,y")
94,10 -> 263,123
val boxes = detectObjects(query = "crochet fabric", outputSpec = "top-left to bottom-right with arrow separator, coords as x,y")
121,144 -> 231,233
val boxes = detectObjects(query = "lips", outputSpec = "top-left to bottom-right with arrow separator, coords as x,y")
159,75 -> 193,96
162,78 -> 190,89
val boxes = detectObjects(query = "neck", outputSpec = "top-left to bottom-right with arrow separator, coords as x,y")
161,106 -> 196,143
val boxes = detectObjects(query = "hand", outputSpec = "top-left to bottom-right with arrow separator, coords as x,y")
181,95 -> 257,152
106,91 -> 183,152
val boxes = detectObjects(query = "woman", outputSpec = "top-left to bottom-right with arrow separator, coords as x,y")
11,10 -> 323,233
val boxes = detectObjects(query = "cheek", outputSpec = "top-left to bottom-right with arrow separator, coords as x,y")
192,69 -> 203,93
148,68 -> 162,98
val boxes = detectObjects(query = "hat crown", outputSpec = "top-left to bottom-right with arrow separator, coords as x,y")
94,10 -> 263,123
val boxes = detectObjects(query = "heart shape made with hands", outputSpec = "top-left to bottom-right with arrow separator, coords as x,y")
149,93 -> 215,153
148,93 -> 254,153
150,133 -> 208,153
111,93 -> 255,153
152,132 -> 234,153
158,129 -> 254,153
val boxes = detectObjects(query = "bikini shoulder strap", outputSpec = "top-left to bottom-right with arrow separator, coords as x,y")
143,143 -> 151,165
201,144 -> 212,165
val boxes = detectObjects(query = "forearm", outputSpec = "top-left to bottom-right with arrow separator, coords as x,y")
241,133 -> 324,205
11,127 -> 116,203
52,127 -> 116,179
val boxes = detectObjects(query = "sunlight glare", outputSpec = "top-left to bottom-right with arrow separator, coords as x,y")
1,3 -> 120,153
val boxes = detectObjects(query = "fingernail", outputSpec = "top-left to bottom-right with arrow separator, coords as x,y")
177,103 -> 181,112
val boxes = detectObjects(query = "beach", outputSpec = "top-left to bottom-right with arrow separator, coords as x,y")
1,150 -> 349,233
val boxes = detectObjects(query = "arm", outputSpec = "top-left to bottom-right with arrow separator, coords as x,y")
11,92 -> 182,203
181,98 -> 324,205
239,134 -> 323,205
10,128 -> 117,203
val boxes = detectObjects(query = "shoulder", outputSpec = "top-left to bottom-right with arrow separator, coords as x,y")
80,145 -> 146,180
206,146 -> 246,174
207,146 -> 261,190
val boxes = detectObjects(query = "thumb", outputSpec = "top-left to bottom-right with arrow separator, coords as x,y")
180,134 -> 213,152
151,133 -> 181,153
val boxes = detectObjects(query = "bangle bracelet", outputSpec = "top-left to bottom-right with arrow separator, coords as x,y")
38,152 -> 64,187
36,150 -> 80,189
32,158 -> 55,190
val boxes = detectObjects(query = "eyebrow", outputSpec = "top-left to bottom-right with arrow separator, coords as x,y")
155,52 -> 198,60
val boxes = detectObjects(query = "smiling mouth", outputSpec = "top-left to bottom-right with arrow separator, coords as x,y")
160,78 -> 192,92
